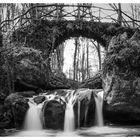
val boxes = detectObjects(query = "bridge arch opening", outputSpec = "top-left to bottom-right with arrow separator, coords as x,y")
50,37 -> 105,82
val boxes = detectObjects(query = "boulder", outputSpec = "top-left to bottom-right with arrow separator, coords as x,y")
103,31 -> 140,124
4,93 -> 29,128
2,45 -> 49,92
74,89 -> 96,128
42,100 -> 65,130
33,96 -> 46,104
0,112 -> 12,129
0,104 -> 12,129
103,102 -> 140,125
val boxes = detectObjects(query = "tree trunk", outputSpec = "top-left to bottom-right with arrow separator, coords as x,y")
56,47 -> 61,71
97,43 -> 102,70
0,14 -> 2,91
81,47 -> 85,81
29,3 -> 37,24
73,38 -> 78,80
86,39 -> 89,78
130,4 -> 135,27
0,14 -> 2,48
5,58 -> 12,94
118,3 -> 122,26
91,40 -> 102,70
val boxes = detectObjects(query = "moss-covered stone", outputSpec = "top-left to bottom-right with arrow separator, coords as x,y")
103,30 -> 140,124
2,93 -> 29,128
12,20 -> 127,52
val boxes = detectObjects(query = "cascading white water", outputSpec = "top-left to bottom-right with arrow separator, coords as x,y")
94,91 -> 104,126
64,102 -> 75,132
84,105 -> 88,126
77,100 -> 80,128
64,91 -> 75,132
24,100 -> 43,130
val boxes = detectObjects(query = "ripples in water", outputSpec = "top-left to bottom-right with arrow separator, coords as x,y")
3,126 -> 140,137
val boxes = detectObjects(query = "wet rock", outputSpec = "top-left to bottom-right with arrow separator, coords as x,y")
33,96 -> 46,104
0,115 -> 11,129
42,99 -> 65,130
4,93 -> 29,128
103,102 -> 140,125
103,31 -> 140,124
0,109 -> 14,129
0,104 -> 11,129
74,89 -> 97,128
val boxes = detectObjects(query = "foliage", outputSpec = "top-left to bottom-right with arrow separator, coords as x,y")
103,31 -> 140,78
0,42 -> 49,94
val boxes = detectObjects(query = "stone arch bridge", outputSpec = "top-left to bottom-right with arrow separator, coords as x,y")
12,19 -> 134,55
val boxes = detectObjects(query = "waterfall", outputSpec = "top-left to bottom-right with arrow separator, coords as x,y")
24,100 -> 43,130
94,91 -> 104,126
64,90 -> 75,132
77,100 -> 80,128
84,105 -> 88,127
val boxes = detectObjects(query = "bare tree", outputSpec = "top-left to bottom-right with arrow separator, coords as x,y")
117,3 -> 122,26
91,40 -> 102,70
73,38 -> 78,80
86,39 -> 89,78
